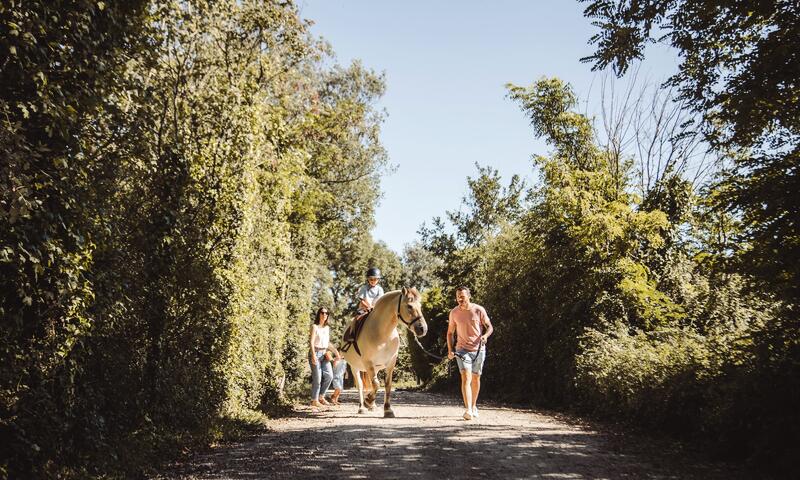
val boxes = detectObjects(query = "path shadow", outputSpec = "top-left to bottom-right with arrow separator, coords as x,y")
157,390 -> 753,480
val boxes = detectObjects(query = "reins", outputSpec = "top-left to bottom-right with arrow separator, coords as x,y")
357,291 -> 485,364
411,334 -> 445,361
407,304 -> 485,363
395,292 -> 451,360
410,335 -> 484,363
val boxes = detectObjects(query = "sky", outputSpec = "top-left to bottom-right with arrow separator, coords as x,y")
298,1 -> 681,254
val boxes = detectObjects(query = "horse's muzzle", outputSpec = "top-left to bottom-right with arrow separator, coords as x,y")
413,319 -> 427,337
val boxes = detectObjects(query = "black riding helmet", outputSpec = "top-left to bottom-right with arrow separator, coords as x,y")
366,267 -> 381,279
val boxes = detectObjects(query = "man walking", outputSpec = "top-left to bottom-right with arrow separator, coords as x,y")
447,286 -> 493,420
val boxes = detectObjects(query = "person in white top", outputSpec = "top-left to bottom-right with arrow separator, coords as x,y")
309,307 -> 340,408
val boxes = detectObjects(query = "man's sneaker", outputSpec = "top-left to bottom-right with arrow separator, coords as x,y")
463,409 -> 472,420
472,407 -> 479,419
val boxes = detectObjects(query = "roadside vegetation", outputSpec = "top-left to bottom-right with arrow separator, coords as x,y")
2,0 -> 796,477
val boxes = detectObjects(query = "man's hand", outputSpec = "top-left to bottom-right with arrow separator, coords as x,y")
480,335 -> 488,345
448,351 -> 454,360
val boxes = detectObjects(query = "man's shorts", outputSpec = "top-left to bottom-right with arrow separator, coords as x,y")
455,347 -> 486,375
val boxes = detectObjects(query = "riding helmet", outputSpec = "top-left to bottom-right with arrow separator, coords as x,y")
366,267 -> 381,279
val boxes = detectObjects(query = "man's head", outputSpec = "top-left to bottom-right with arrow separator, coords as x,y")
455,286 -> 471,308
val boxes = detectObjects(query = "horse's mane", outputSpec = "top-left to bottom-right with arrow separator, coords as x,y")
374,287 -> 420,307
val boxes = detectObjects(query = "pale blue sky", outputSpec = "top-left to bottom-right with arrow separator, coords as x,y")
299,1 -> 680,254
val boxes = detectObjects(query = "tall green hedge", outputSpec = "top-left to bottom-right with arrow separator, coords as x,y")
1,1 -> 388,477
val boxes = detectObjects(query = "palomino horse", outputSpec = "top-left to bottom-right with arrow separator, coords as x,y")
342,287 -> 427,417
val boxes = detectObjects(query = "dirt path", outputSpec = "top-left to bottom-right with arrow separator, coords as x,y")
155,390 -> 749,479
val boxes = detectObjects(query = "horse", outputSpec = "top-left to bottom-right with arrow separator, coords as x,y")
342,287 -> 427,417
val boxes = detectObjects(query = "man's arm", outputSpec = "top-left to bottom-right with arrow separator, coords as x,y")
447,313 -> 456,359
480,310 -> 493,344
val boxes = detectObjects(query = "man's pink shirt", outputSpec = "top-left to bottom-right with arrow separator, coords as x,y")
449,303 -> 490,352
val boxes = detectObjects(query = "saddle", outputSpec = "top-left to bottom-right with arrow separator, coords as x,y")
340,311 -> 370,356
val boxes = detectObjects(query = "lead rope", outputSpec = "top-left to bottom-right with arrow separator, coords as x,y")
398,298 -> 485,378
408,311 -> 485,365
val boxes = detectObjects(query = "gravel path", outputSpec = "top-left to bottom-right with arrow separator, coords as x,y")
155,389 -> 750,479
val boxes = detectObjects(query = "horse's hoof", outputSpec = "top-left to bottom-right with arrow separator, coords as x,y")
366,403 -> 375,411
384,409 -> 395,418
358,407 -> 366,414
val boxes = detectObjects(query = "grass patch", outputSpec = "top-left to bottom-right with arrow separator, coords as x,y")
207,408 -> 271,446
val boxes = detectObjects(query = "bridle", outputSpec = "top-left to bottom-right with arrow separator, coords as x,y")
396,291 -> 424,332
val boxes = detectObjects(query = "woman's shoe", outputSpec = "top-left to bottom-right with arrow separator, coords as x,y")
318,397 -> 330,406
310,400 -> 322,408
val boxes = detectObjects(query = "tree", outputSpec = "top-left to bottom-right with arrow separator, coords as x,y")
581,8 -> 800,466
485,78 -> 675,404
1,2 -> 150,475
419,163 -> 524,292
411,164 -> 524,385
594,71 -> 717,198
580,0 -> 800,307
401,242 -> 443,292
1,0 -> 391,476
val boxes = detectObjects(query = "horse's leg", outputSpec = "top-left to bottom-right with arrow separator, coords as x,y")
360,370 -> 370,391
364,366 -> 378,410
354,368 -> 366,414
359,370 -> 374,411
383,360 -> 396,418
359,370 -> 369,402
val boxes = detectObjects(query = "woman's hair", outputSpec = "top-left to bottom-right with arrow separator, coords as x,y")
314,307 -> 329,325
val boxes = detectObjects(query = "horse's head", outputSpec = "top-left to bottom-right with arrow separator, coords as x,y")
398,287 -> 427,337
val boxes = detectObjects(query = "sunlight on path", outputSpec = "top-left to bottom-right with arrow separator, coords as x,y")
155,390 -> 746,480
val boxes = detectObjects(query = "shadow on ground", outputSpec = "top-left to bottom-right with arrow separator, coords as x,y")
156,390 -> 752,480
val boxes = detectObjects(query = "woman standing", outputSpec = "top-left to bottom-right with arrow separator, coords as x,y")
309,307 -> 337,407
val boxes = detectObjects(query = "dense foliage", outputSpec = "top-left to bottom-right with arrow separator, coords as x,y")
413,75 -> 797,472
576,0 -> 799,469
3,0 -> 797,477
580,0 -> 800,337
1,1 -> 389,477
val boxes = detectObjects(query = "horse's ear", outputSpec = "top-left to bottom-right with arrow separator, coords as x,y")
402,286 -> 408,297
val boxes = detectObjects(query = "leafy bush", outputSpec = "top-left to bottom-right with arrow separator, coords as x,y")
1,1 -> 389,477
415,76 -> 798,473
